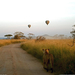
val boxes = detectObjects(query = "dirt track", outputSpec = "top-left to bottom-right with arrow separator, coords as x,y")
0,43 -> 53,75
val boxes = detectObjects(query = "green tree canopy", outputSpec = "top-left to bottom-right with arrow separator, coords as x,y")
4,34 -> 12,39
14,32 -> 24,39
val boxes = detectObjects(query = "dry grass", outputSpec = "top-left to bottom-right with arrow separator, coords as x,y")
0,39 -> 26,47
21,39 -> 75,74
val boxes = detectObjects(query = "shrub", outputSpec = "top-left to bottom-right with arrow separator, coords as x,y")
35,36 -> 46,42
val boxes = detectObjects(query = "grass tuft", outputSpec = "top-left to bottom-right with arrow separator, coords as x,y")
0,39 -> 26,47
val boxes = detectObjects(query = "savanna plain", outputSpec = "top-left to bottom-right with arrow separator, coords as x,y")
21,39 -> 75,74
0,39 -> 75,75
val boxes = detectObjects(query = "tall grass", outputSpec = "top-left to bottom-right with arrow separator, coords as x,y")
0,39 -> 26,47
21,39 -> 75,74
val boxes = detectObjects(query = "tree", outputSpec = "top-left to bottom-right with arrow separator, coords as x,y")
70,25 -> 75,39
4,34 -> 12,39
27,33 -> 35,39
14,35 -> 20,39
68,25 -> 75,47
35,36 -> 46,42
14,32 -> 24,39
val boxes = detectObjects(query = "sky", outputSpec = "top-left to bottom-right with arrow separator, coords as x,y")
0,0 -> 75,37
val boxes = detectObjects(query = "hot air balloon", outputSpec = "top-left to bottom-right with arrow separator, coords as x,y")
45,20 -> 50,25
28,25 -> 31,28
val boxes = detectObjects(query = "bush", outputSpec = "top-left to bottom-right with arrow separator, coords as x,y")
14,35 -> 20,39
35,36 -> 46,42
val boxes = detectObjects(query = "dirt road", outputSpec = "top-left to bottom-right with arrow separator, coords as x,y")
0,43 -> 53,75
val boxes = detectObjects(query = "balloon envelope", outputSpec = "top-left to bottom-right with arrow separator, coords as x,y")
28,25 -> 31,28
45,20 -> 49,25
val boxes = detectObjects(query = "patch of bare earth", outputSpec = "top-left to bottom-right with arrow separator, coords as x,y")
0,43 -> 53,75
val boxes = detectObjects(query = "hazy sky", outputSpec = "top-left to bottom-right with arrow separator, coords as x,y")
0,0 -> 75,37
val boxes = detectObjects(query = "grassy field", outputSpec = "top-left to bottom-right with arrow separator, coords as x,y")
21,39 -> 75,74
0,39 -> 26,47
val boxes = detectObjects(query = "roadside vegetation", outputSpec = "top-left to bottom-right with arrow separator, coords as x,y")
21,39 -> 75,74
0,39 -> 26,47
